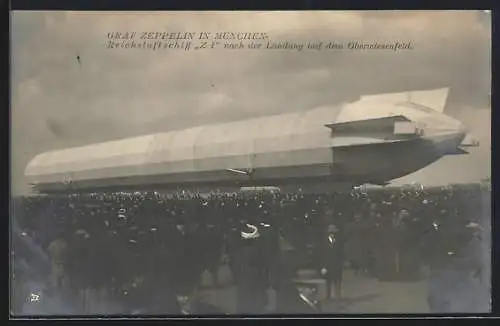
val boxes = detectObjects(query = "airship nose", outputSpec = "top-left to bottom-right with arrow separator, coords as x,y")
461,134 -> 480,147
455,122 -> 480,147
429,123 -> 468,155
459,123 -> 480,147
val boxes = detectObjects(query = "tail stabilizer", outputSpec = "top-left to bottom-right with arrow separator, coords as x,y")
359,88 -> 450,113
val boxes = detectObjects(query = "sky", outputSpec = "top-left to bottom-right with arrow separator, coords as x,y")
10,11 -> 491,195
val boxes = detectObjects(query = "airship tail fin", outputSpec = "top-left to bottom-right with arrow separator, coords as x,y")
359,88 -> 450,113
404,88 -> 450,113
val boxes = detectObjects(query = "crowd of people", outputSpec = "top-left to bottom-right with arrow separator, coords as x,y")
11,182 -> 490,315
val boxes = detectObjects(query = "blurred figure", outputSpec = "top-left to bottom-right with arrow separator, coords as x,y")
46,235 -> 69,292
274,229 -> 318,314
65,229 -> 92,313
394,208 -> 422,280
11,223 -> 53,315
345,213 -> 373,276
142,277 -> 182,315
168,222 -> 203,298
448,222 -> 489,312
200,222 -> 223,288
225,224 -> 242,285
176,286 -> 225,315
259,221 -> 279,292
374,210 -> 398,281
422,219 -> 487,313
234,223 -> 268,314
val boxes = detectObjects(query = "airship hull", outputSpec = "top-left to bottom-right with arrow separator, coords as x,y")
24,88 -> 470,194
25,137 -> 449,193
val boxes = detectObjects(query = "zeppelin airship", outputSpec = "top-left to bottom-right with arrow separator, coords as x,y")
24,88 -> 479,194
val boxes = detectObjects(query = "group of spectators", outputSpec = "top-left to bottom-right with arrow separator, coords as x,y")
11,182 -> 490,314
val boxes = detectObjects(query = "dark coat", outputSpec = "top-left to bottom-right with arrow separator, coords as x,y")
235,239 -> 268,314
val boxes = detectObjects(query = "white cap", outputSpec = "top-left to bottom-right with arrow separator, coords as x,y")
241,224 -> 260,239
466,222 -> 483,230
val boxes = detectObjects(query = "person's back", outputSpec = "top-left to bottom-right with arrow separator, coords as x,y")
236,239 -> 267,314
234,223 -> 269,314
202,223 -> 224,287
274,231 -> 313,314
226,226 -> 242,284
66,231 -> 93,310
273,240 -> 318,314
47,237 -> 68,291
47,238 -> 67,264
345,217 -> 373,275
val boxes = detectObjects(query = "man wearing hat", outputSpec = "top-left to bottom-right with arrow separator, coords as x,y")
320,223 -> 345,302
